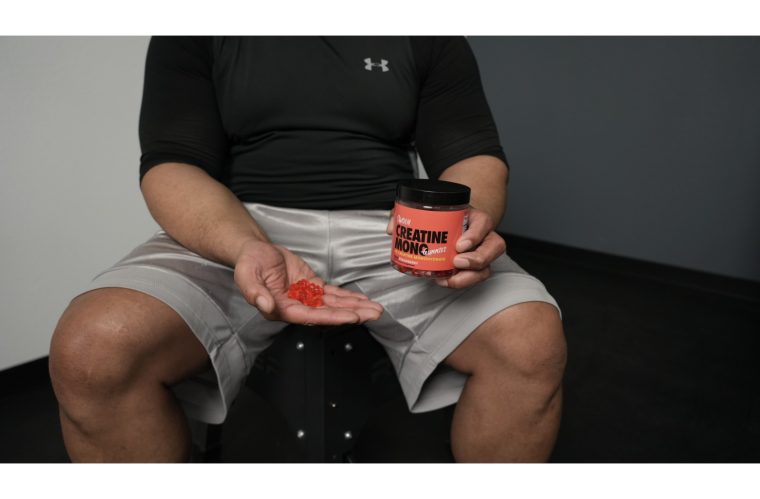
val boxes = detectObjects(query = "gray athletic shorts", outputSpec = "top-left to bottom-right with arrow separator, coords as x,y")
78,203 -> 560,424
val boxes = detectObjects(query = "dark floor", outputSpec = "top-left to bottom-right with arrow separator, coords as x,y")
1,235 -> 758,463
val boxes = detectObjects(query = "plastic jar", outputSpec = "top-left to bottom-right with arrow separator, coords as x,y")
390,179 -> 470,278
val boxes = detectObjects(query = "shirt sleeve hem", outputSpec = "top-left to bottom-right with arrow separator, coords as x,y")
139,153 -> 221,184
423,147 -> 509,179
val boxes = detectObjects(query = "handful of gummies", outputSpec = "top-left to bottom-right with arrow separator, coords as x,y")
288,279 -> 325,307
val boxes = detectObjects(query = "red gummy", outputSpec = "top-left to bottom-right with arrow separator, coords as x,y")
288,279 -> 324,307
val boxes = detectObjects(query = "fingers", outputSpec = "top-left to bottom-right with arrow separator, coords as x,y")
279,283 -> 383,325
282,305 -> 363,326
323,285 -> 384,318
239,282 -> 276,314
322,293 -> 383,319
456,209 -> 495,252
436,267 -> 492,289
322,293 -> 383,313
453,231 -> 506,271
323,284 -> 371,300
281,300 -> 381,326
438,227 -> 506,289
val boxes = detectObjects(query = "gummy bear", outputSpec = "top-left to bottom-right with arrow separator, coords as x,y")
288,279 -> 324,307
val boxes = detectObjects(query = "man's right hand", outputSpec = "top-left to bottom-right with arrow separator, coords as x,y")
142,163 -> 381,325
233,240 -> 383,326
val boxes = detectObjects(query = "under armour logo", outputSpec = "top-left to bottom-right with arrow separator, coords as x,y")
364,58 -> 389,72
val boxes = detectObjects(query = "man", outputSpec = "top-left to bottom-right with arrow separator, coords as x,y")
49,36 -> 566,462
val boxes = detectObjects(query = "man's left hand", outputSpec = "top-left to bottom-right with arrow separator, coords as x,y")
437,207 -> 506,289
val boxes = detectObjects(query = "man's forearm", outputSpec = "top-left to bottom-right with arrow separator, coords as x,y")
140,162 -> 270,267
438,154 -> 509,226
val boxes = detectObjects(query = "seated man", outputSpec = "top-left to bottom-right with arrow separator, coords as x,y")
49,36 -> 566,462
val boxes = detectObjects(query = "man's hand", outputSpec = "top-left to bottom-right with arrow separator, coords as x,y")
385,206 -> 507,289
441,207 -> 506,288
234,240 -> 383,325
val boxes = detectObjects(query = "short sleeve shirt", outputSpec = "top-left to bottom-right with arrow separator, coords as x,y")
138,36 -> 507,209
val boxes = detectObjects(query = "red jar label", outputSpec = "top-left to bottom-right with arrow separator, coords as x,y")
391,203 -> 468,272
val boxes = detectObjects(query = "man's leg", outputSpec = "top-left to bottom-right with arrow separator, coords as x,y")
49,288 -> 211,462
444,301 -> 566,462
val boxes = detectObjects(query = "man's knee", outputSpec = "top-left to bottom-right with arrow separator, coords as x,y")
49,292 -> 148,411
447,301 -> 566,384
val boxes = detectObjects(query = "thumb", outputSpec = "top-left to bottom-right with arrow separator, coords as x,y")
241,283 -> 276,314
386,207 -> 395,235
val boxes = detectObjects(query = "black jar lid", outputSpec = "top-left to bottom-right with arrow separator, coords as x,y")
396,179 -> 471,206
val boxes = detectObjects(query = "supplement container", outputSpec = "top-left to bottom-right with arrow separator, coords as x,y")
390,179 -> 470,278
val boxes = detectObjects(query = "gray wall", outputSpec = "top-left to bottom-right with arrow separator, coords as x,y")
470,37 -> 760,282
0,37 -> 156,370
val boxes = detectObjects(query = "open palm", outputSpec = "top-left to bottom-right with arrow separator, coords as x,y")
233,240 -> 383,325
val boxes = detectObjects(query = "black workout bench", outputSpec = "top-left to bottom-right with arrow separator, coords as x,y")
190,324 -> 455,462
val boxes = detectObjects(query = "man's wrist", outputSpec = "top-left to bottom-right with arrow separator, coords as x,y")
232,237 -> 273,266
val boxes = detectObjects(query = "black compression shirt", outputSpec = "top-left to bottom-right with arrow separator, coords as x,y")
139,36 -> 507,210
